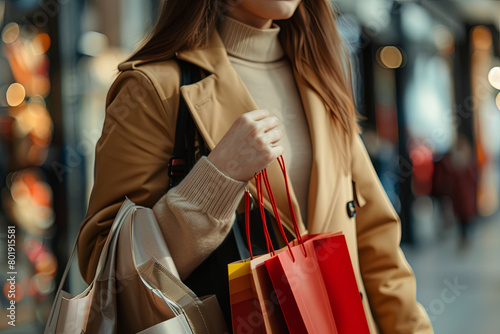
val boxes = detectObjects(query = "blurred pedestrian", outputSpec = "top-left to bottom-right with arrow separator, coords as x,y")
432,135 -> 477,243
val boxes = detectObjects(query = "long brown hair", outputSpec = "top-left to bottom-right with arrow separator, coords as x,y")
125,0 -> 358,168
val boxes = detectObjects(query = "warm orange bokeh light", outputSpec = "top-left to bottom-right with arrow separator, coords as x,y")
6,83 -> 26,107
378,46 -> 404,69
471,25 -> 492,51
32,33 -> 51,55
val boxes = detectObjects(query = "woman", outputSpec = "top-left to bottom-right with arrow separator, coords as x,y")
78,0 -> 433,332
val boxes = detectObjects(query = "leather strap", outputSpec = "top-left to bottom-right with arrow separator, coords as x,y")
168,60 -> 207,189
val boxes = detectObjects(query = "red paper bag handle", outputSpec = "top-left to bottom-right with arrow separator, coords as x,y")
244,156 -> 307,261
244,173 -> 277,260
265,156 -> 307,259
261,168 -> 294,260
244,190 -> 253,259
277,156 -> 306,253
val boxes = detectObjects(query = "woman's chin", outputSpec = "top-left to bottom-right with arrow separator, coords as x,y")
231,0 -> 302,23
261,2 -> 302,20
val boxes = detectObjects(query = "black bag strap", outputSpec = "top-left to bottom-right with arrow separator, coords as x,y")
168,60 -> 208,189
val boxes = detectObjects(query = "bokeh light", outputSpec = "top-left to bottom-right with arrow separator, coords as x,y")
2,22 -> 20,44
78,31 -> 109,57
433,25 -> 454,53
32,33 -> 51,55
471,25 -> 492,51
14,99 -> 53,145
488,67 -> 500,90
6,83 -> 26,107
7,170 -> 55,234
31,273 -> 55,296
377,46 -> 404,69
34,252 -> 57,277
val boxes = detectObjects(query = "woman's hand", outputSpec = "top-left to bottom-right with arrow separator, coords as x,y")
207,109 -> 283,182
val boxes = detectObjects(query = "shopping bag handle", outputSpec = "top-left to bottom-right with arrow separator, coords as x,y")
257,172 -> 276,254
260,168 -> 295,260
245,156 -> 307,261
276,156 -> 305,248
243,173 -> 276,260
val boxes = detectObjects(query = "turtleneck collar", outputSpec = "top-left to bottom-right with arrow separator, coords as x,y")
217,15 -> 285,63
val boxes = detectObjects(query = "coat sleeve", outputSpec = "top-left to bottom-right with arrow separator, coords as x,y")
77,67 -> 245,283
352,134 -> 433,333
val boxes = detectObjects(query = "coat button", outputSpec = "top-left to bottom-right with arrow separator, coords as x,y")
346,201 -> 356,218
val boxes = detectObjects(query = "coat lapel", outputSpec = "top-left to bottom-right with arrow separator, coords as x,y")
293,70 -> 343,234
177,31 -> 306,236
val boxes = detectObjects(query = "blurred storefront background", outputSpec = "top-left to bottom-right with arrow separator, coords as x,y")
0,0 -> 499,332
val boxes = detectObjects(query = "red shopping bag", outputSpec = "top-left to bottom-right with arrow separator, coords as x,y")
262,157 -> 369,333
257,163 -> 338,334
278,157 -> 368,333
301,233 -> 370,333
265,244 -> 338,333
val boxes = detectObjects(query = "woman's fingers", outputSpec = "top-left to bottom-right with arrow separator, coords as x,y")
270,145 -> 285,159
255,115 -> 279,132
264,128 -> 282,145
243,109 -> 270,122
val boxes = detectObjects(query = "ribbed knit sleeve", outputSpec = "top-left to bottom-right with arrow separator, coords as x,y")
153,157 -> 247,279
173,157 -> 246,220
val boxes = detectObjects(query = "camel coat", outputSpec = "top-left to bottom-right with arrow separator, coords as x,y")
78,30 -> 433,333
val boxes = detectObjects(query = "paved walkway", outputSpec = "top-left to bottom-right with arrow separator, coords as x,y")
402,210 -> 500,334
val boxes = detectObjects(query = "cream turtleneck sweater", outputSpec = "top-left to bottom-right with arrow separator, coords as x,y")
218,16 -> 313,224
